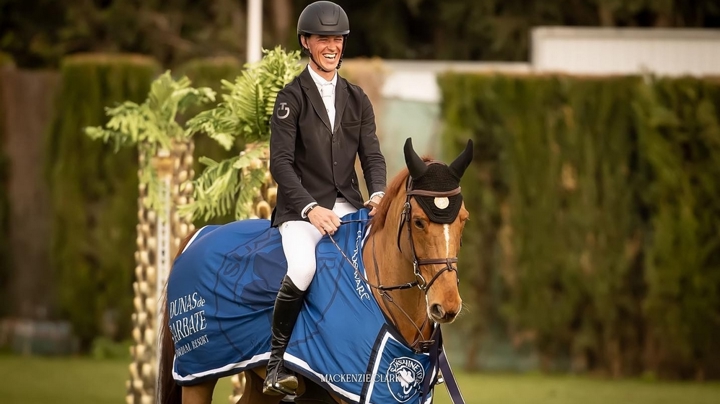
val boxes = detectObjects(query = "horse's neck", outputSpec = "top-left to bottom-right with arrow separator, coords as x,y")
363,228 -> 431,344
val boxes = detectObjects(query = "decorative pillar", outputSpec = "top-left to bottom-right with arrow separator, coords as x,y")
126,140 -> 195,404
229,143 -> 277,402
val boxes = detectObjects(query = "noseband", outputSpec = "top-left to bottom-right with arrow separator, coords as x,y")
396,175 -> 461,293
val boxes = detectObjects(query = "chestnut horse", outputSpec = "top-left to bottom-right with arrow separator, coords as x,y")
157,138 -> 473,404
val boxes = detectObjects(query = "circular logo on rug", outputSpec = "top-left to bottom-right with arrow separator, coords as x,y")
386,357 -> 424,402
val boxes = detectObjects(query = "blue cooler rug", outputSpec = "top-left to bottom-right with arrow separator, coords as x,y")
167,209 -> 452,404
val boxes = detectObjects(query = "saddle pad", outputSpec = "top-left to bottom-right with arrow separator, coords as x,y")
167,209 -> 437,403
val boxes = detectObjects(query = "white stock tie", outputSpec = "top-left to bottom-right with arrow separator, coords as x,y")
320,83 -> 335,132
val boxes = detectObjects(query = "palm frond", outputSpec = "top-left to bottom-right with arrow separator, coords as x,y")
232,143 -> 271,219
235,166 -> 268,220
178,156 -> 242,222
185,46 -> 303,148
179,143 -> 271,221
84,71 -> 216,214
180,47 -> 301,222
86,49 -> 301,222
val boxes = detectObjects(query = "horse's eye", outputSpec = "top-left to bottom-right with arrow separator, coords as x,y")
413,218 -> 425,229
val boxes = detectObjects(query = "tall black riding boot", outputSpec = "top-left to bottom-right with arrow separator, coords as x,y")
263,275 -> 305,396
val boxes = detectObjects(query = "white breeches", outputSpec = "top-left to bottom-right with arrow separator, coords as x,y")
278,198 -> 357,291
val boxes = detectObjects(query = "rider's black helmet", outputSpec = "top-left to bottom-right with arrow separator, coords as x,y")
297,1 -> 349,70
297,1 -> 350,37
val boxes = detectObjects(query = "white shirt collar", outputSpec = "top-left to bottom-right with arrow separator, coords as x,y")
307,64 -> 337,88
306,64 -> 337,132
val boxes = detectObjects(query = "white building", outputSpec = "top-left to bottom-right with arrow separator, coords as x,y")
375,28 -> 720,172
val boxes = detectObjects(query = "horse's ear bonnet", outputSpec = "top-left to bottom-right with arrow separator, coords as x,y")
403,138 -> 474,224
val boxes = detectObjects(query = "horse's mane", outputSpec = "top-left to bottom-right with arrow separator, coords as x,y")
369,156 -> 433,237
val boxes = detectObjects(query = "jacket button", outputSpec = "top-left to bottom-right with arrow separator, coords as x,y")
333,161 -> 337,166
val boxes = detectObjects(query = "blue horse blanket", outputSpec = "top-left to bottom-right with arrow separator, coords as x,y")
167,209 -> 438,403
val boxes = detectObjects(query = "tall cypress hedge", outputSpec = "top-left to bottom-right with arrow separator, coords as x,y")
46,54 -> 159,349
440,73 -> 720,379
633,78 -> 720,379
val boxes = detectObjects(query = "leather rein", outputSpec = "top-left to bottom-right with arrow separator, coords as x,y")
329,175 -> 461,353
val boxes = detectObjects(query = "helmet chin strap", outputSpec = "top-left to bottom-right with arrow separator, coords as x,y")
303,48 -> 339,73
309,52 -> 335,73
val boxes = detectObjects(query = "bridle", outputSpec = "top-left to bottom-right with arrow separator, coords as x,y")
397,174 -> 461,292
329,169 -> 462,352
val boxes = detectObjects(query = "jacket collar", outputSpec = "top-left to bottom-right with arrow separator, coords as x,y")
299,67 -> 348,134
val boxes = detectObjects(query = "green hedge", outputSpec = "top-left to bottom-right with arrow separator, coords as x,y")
633,78 -> 720,379
440,73 -> 720,379
46,54 -> 160,349
44,54 -> 253,347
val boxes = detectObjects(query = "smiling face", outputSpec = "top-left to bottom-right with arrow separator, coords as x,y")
301,34 -> 344,79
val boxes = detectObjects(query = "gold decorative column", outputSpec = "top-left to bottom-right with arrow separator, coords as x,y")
229,144 -> 277,403
126,141 -> 195,404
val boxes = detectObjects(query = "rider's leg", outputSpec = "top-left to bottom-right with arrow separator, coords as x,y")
264,199 -> 358,396
264,220 -> 321,396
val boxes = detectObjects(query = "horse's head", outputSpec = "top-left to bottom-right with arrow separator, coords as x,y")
394,138 -> 473,324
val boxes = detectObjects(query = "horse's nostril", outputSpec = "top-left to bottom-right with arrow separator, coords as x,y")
430,304 -> 445,319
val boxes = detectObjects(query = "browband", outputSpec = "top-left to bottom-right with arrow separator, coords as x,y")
406,187 -> 461,198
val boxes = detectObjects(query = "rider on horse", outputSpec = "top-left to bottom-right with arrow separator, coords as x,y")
265,0 -> 387,396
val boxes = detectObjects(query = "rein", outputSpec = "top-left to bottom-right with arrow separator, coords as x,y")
327,176 -> 462,353
328,232 -> 433,353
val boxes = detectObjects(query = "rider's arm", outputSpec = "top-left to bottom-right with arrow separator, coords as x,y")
269,90 -> 317,213
356,91 -> 387,197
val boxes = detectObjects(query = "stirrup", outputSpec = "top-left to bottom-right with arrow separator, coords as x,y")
263,374 -> 298,396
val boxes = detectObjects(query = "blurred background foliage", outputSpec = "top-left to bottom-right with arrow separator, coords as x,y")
45,55 -> 160,349
0,51 -> 12,317
1,0 -> 719,68
440,73 -> 720,379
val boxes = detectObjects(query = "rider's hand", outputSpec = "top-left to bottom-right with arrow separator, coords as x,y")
366,194 -> 383,216
307,206 -> 341,235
